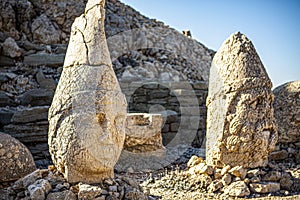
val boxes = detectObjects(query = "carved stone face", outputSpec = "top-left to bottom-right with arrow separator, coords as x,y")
219,86 -> 277,168
206,32 -> 278,168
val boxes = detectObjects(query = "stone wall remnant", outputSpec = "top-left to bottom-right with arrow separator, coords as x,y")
48,0 -> 127,183
206,32 -> 277,168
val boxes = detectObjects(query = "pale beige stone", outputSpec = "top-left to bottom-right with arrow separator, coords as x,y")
206,32 -> 277,168
207,180 -> 223,193
48,0 -> 127,183
225,181 -> 250,197
187,155 -> 204,168
229,166 -> 247,180
124,113 -> 164,152
115,113 -> 166,171
78,183 -> 102,199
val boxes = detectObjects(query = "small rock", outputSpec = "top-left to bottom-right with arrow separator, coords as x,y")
280,172 -> 293,190
36,71 -> 56,90
229,166 -> 247,179
23,53 -> 65,66
250,176 -> 260,183
221,165 -> 231,176
78,183 -> 102,200
28,179 -> 52,200
208,180 -> 223,193
269,150 -> 289,161
214,168 -> 222,179
2,37 -> 22,58
194,163 -> 214,175
104,179 -> 114,186
18,89 -> 54,106
249,182 -> 280,193
262,171 -> 281,182
0,91 -> 15,107
247,169 -> 261,178
187,155 -> 203,168
122,177 -> 140,190
28,185 -> 45,200
109,185 -> 117,192
225,181 -> 250,197
0,56 -> 14,66
11,106 -> 49,124
46,191 -> 76,200
221,173 -> 232,186
31,14 -> 60,44
124,190 -> 147,200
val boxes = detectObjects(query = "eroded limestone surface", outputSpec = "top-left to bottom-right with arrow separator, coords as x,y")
125,113 -> 164,152
0,132 -> 36,182
206,32 -> 277,168
273,80 -> 300,143
48,0 -> 127,183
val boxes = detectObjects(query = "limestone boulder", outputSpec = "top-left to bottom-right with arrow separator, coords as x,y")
2,37 -> 22,58
273,80 -> 300,143
0,132 -> 36,182
125,113 -> 164,152
115,113 -> 166,172
206,32 -> 277,168
48,0 -> 127,183
31,14 -> 60,44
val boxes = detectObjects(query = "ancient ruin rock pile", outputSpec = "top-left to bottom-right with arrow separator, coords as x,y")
0,168 -> 147,200
206,32 -> 277,168
143,155 -> 299,198
48,0 -> 127,183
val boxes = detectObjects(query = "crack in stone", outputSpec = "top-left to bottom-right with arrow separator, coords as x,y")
76,27 -> 89,65
85,3 -> 103,15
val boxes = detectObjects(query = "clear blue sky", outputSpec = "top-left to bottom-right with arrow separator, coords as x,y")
121,0 -> 300,88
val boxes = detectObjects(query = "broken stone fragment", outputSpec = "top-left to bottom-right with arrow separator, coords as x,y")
124,113 -> 164,152
225,181 -> 250,197
2,37 -> 22,58
187,155 -> 204,168
207,180 -> 223,193
229,166 -> 247,180
221,173 -> 232,186
206,32 -> 277,168
78,183 -> 102,199
48,0 -> 127,183
249,182 -> 280,193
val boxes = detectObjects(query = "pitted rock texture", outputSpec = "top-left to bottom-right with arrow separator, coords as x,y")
273,80 -> 300,143
48,0 -> 127,183
125,113 -> 164,153
0,132 -> 36,182
206,32 -> 277,168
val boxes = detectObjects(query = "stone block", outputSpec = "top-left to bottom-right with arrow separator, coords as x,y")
125,113 -> 164,152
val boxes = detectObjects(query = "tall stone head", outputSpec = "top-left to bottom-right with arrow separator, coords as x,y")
206,32 -> 277,168
48,0 -> 127,183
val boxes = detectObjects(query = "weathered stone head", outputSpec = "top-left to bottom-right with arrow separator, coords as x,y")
273,80 -> 300,144
206,32 -> 277,168
48,0 -> 127,183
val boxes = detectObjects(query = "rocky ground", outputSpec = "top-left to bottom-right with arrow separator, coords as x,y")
1,147 -> 300,200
